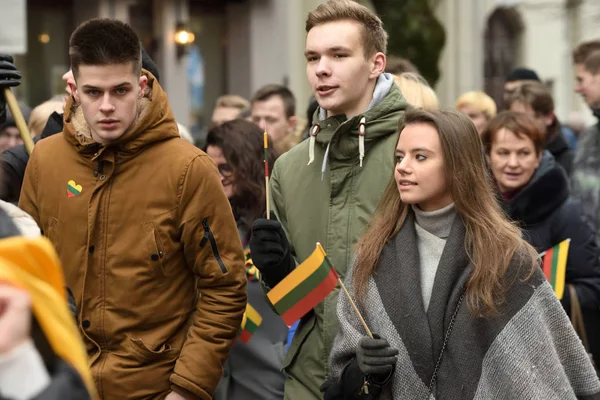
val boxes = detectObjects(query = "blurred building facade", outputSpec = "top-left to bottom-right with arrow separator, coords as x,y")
434,0 -> 600,123
4,0 -> 599,138
2,0 -> 327,142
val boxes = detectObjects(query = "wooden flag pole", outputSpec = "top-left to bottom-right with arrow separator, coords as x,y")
4,88 -> 34,155
337,277 -> 373,338
264,130 -> 271,220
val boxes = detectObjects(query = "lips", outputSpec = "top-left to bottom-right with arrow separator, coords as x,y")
398,179 -> 417,189
99,120 -> 119,130
317,85 -> 338,96
503,171 -> 522,180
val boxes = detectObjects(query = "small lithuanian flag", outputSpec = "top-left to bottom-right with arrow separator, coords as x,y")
240,303 -> 262,344
267,243 -> 338,326
540,239 -> 570,300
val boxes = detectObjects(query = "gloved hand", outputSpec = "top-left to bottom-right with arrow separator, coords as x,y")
249,211 -> 295,288
0,54 -> 21,124
356,334 -> 399,380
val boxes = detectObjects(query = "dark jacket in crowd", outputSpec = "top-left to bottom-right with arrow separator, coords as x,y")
0,111 -> 62,203
0,208 -> 90,400
546,119 -> 574,177
502,152 -> 600,363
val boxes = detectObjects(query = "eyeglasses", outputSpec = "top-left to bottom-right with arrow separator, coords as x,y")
217,163 -> 233,177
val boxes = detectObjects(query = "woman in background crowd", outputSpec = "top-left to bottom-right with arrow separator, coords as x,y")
205,119 -> 288,400
483,110 -> 600,365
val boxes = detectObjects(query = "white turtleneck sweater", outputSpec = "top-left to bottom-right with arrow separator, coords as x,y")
411,203 -> 457,311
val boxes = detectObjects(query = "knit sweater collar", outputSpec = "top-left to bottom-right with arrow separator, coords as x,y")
411,203 -> 456,239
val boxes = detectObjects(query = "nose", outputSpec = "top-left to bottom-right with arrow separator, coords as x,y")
396,157 -> 411,175
316,58 -> 331,77
507,153 -> 519,167
99,93 -> 115,113
574,83 -> 583,93
257,119 -> 267,131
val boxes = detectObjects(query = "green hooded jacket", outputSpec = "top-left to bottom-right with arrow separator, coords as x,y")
269,75 -> 408,398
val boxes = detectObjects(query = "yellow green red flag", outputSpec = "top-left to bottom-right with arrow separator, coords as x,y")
541,239 -> 570,300
267,243 -> 338,326
240,303 -> 262,344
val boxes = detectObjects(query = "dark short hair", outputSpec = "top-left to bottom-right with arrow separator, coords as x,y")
69,18 -> 142,79
251,84 -> 296,118
482,111 -> 545,155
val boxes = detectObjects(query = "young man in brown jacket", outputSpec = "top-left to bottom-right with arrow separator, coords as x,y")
18,19 -> 247,400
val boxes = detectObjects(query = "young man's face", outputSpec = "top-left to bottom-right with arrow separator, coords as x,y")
305,20 -> 385,119
71,63 -> 148,144
251,95 -> 295,144
575,64 -> 600,108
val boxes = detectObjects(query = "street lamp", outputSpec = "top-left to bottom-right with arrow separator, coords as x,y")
174,22 -> 194,59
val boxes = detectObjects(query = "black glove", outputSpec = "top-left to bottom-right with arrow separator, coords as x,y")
0,54 -> 21,125
249,211 -> 295,288
356,334 -> 398,379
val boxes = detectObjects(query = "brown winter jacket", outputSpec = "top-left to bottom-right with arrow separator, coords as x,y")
18,71 -> 247,400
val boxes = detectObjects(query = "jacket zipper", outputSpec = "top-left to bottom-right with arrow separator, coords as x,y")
201,219 -> 228,273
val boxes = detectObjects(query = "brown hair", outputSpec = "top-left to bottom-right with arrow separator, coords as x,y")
205,119 -> 279,231
306,0 -> 388,57
505,81 -> 554,117
353,109 -> 537,316
251,84 -> 296,119
573,40 -> 600,71
215,95 -> 250,112
481,111 -> 545,155
69,18 -> 142,79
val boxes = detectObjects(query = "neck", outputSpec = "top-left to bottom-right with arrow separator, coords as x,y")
411,203 -> 456,239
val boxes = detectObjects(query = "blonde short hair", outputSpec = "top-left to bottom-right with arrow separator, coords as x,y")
455,91 -> 497,119
393,73 -> 438,110
28,99 -> 65,138
215,95 -> 250,112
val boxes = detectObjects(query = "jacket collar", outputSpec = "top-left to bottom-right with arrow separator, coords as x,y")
503,151 -> 570,225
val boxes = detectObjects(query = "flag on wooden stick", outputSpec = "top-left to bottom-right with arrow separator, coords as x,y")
267,243 -> 338,326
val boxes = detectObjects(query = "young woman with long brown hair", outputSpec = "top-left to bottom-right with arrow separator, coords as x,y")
323,109 -> 600,399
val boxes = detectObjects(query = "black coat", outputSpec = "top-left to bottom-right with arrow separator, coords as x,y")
503,152 -> 600,313
546,120 -> 574,177
0,111 -> 62,203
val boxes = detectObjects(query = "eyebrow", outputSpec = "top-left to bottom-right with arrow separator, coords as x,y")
396,147 -> 433,154
304,46 -> 353,57
81,82 -> 132,90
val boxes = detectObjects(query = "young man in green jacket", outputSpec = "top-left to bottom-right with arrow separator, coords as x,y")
249,0 -> 409,398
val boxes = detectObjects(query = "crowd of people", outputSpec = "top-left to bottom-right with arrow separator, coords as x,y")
1,0 -> 600,399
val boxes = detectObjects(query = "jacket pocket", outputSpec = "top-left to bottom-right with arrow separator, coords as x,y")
127,337 -> 177,364
142,221 -> 166,279
200,219 -> 227,273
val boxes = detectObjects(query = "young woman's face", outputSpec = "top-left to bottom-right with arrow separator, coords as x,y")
206,145 -> 235,199
489,127 -> 541,194
395,123 -> 453,211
